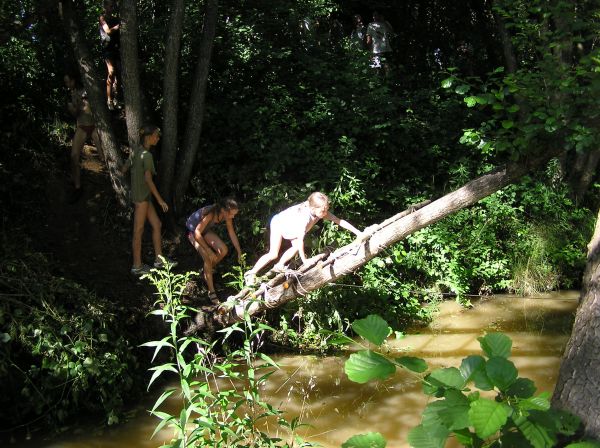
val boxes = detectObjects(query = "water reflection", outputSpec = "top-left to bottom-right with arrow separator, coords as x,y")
28,292 -> 578,448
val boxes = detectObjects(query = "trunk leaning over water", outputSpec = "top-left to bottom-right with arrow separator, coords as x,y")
188,145 -> 566,334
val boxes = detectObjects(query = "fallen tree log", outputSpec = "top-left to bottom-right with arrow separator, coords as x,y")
186,146 -> 565,335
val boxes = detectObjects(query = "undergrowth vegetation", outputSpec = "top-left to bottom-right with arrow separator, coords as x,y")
0,244 -> 143,430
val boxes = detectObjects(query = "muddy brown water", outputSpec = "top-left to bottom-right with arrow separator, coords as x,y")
24,292 -> 579,447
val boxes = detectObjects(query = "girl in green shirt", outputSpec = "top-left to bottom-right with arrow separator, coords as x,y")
122,125 -> 175,275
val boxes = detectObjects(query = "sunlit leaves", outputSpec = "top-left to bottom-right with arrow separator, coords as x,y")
341,432 -> 387,448
478,333 -> 512,358
345,350 -> 396,383
486,356 -> 518,391
352,314 -> 390,346
469,398 -> 510,439
396,356 -> 427,373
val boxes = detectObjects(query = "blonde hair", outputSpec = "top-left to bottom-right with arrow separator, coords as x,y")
308,192 -> 330,208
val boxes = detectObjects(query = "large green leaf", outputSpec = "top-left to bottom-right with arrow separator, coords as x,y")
486,357 -> 518,391
439,390 -> 471,430
506,377 -> 536,398
469,398 -> 509,439
341,432 -> 386,448
513,414 -> 556,448
407,424 -> 448,448
478,333 -> 512,358
460,355 -> 485,383
352,315 -> 390,346
345,350 -> 396,384
517,394 -> 551,412
396,356 -> 428,373
472,368 -> 494,391
548,408 -> 581,436
429,367 -> 465,390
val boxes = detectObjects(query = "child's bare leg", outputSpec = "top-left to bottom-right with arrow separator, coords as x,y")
132,201 -> 149,267
202,232 -> 228,293
188,234 -> 214,291
106,59 -> 116,104
275,245 -> 300,269
146,202 -> 163,259
71,127 -> 86,189
248,225 -> 283,275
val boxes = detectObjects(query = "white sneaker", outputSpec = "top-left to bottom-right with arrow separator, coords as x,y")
131,264 -> 151,276
154,256 -> 178,269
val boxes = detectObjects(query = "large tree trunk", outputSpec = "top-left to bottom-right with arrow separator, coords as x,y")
492,8 -> 517,74
552,208 -> 600,438
172,0 -> 218,214
158,0 -> 186,203
61,0 -> 128,207
120,0 -> 144,148
188,145 -> 565,334
570,148 -> 600,202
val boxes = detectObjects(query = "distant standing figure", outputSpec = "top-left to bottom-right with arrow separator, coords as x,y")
186,199 -> 242,303
350,14 -> 367,50
244,192 -> 363,285
121,125 -> 176,276
99,0 -> 120,110
64,72 -> 103,203
366,11 -> 394,75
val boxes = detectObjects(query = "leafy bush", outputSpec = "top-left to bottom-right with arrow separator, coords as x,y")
338,315 -> 597,448
0,246 -> 141,428
143,266 -> 312,447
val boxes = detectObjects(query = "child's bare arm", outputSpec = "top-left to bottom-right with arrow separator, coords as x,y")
292,238 -> 308,264
144,170 -> 168,212
226,218 -> 242,259
326,212 -> 362,236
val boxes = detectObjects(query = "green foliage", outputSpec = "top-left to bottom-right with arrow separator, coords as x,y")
338,314 -> 589,448
341,432 -> 387,448
0,245 -> 140,428
143,266 -> 312,447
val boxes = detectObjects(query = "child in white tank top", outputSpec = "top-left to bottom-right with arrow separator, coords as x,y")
244,192 -> 362,285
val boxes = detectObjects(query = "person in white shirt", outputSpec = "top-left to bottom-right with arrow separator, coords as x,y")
244,192 -> 362,285
366,11 -> 394,75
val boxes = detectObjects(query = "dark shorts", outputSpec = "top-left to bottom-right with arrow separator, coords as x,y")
78,125 -> 95,139
103,47 -> 120,64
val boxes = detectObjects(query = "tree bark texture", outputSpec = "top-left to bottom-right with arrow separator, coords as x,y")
173,0 -> 218,214
492,8 -> 517,74
120,0 -> 144,148
188,146 -> 566,334
158,0 -> 186,202
570,148 -> 600,201
552,208 -> 600,438
61,0 -> 128,207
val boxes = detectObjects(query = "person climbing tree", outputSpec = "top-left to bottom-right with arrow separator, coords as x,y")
244,192 -> 363,286
63,71 -> 103,203
99,0 -> 121,110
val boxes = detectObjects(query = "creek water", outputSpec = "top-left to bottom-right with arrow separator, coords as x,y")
28,291 -> 578,447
